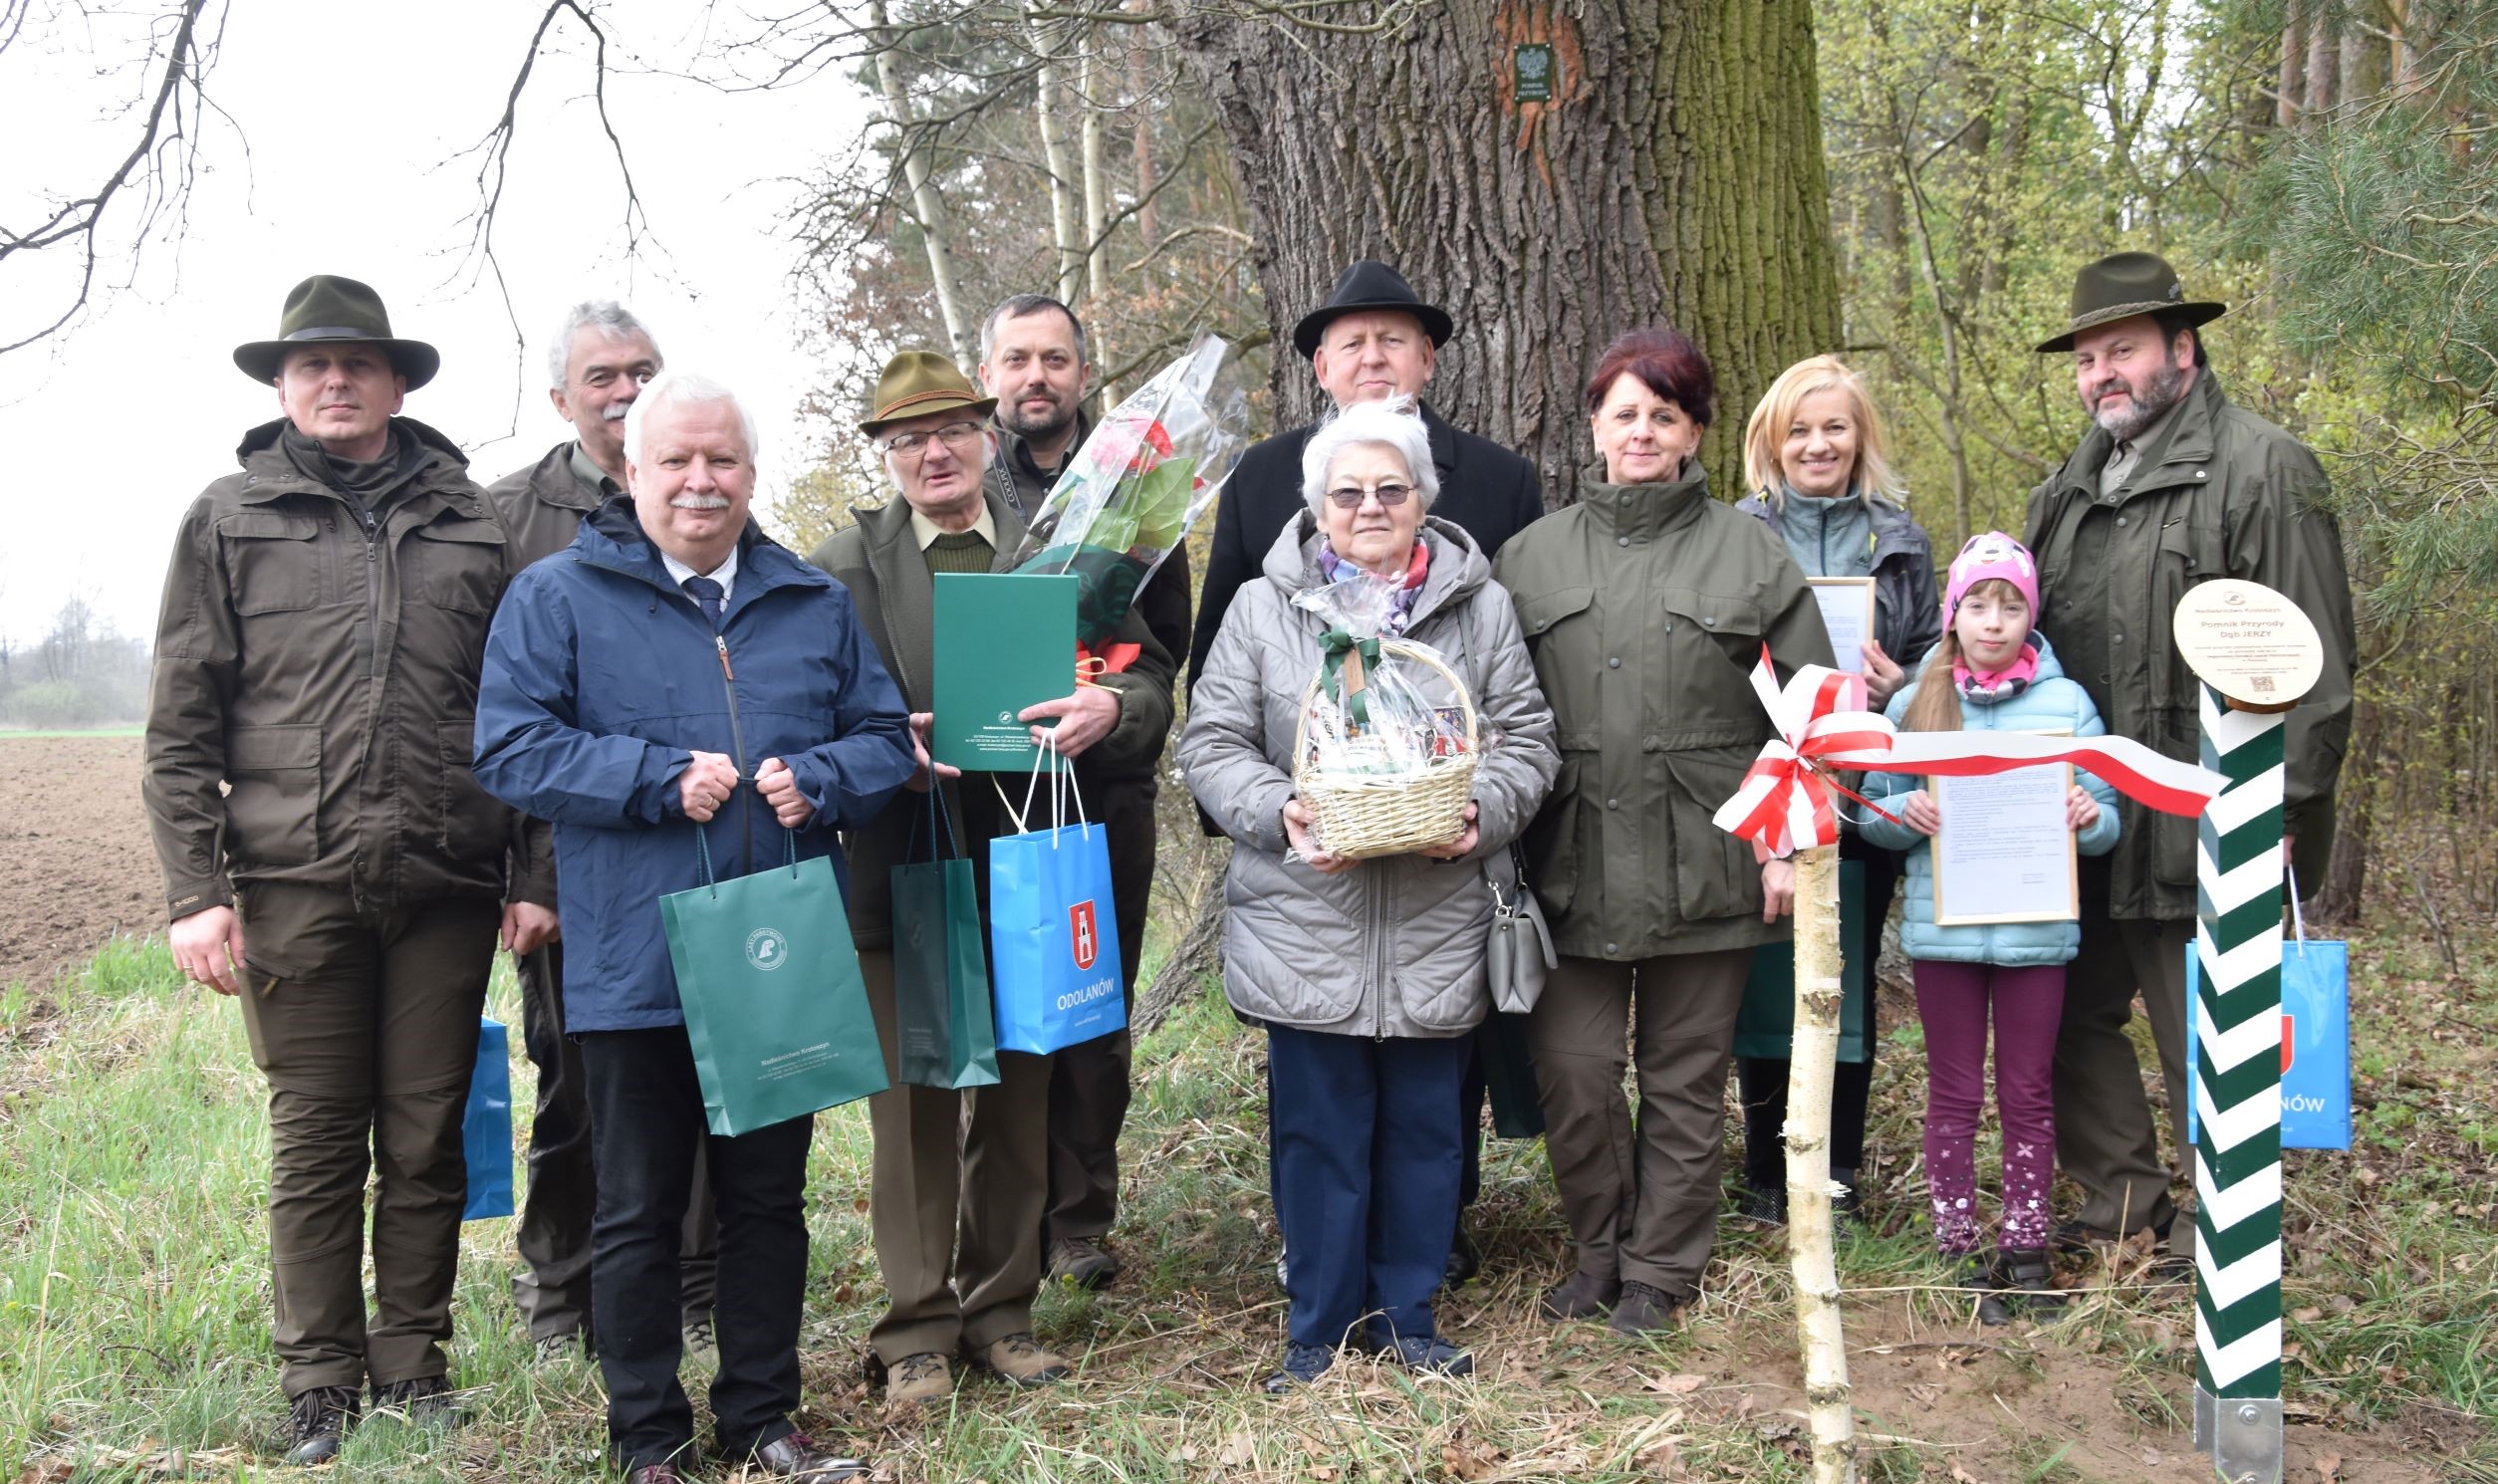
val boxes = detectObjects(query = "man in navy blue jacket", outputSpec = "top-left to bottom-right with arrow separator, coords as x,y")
474,370 -> 914,1484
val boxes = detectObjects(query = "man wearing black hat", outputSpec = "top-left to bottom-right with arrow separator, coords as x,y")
1188,260 -> 1546,1287
144,275 -> 518,1463
2023,251 -> 2356,1265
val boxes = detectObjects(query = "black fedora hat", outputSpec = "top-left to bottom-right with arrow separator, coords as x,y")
2035,251 -> 2226,354
1290,259 -> 1455,360
233,275 -> 441,388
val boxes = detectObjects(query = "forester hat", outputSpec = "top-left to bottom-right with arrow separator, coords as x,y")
233,275 -> 440,388
861,350 -> 996,436
2034,251 -> 2226,354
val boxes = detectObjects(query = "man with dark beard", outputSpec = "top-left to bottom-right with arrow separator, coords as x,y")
2024,252 -> 2355,1269
974,295 -> 1189,1291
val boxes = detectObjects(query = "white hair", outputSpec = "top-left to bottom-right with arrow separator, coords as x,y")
547,300 -> 660,389
1299,395 -> 1438,515
624,370 -> 760,467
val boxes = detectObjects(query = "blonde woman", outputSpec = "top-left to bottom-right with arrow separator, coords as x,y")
1730,354 -> 1941,1229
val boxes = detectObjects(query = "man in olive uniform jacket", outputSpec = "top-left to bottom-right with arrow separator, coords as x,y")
2024,252 -> 2356,1262
484,301 -> 719,1362
144,276 -> 518,1465
975,293 -> 1190,1290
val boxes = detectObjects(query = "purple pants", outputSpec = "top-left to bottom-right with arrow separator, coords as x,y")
1913,960 -> 2066,1253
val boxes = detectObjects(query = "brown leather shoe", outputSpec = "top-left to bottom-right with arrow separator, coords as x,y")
1538,1271 -> 1621,1322
751,1430 -> 870,1480
972,1333 -> 1073,1386
881,1351 -> 953,1409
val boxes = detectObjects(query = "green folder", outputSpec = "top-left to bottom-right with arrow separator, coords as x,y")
932,572 -> 1079,772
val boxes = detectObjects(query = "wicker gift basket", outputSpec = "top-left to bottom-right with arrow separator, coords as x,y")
1290,637 -> 1478,860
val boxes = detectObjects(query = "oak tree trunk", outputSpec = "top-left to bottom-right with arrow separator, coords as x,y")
1183,0 -> 1840,494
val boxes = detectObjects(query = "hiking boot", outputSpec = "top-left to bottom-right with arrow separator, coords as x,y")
1607,1281 -> 1683,1336
1261,1343 -> 1336,1393
1047,1236 -> 1122,1291
1441,1218 -> 1481,1290
531,1330 -> 589,1367
1379,1334 -> 1474,1377
1998,1247 -> 2068,1318
1956,1250 -> 2013,1326
370,1374 -> 462,1430
881,1351 -> 953,1409
682,1314 -> 717,1362
1734,1179 -> 1787,1228
972,1333 -> 1072,1387
751,1429 -> 870,1480
1539,1271 -> 1620,1322
2052,1210 -> 2171,1255
279,1384 -> 358,1465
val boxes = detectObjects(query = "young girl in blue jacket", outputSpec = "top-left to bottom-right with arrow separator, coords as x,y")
1860,532 -> 2120,1324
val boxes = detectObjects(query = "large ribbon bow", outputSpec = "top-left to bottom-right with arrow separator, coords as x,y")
1318,628 -> 1382,725
1713,645 -> 2229,858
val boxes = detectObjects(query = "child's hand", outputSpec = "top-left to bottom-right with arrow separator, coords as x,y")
2067,785 -> 2101,834
1900,790 -> 1940,837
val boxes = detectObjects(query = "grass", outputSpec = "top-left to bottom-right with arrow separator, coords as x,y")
1,910 -> 2493,1482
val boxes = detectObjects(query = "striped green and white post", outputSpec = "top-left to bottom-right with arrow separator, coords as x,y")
2176,580 -> 2323,1484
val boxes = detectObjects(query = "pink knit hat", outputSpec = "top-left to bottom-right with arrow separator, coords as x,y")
1943,530 -> 2040,618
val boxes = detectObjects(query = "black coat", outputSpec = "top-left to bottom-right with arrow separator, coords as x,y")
1187,401 -> 1545,690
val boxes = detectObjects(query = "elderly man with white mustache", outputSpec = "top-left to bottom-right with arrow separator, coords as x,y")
483,301 -> 725,1371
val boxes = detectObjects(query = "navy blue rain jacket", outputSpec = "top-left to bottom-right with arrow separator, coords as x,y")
473,497 -> 916,1031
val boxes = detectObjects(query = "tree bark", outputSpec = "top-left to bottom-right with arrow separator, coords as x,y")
1182,0 -> 1839,492
2279,0 -> 2305,128
1079,27 -> 1116,395
1031,8 -> 1085,307
871,0 -> 975,364
1786,843 -> 1855,1484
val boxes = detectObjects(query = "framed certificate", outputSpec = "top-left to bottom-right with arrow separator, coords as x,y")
1809,577 -> 1876,674
1929,731 -> 2079,926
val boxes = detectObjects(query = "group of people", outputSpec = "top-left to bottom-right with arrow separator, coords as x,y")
140,247 -> 2352,1481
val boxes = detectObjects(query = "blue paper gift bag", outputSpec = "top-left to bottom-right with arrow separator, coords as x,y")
462,1017 -> 515,1221
988,742 -> 1127,1055
2185,927 -> 2353,1152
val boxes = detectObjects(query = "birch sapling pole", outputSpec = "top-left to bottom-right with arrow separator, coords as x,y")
1785,841 -> 1856,1484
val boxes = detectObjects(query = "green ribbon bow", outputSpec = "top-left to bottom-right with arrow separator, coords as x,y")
1319,628 -> 1382,727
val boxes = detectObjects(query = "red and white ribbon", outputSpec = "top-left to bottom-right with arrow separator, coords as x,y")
1713,646 -> 2227,858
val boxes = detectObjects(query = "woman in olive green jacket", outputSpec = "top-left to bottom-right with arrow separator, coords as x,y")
1494,328 -> 1837,1335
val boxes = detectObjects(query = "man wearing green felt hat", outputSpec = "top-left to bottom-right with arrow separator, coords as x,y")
146,274 -> 519,1463
2024,251 -> 2356,1268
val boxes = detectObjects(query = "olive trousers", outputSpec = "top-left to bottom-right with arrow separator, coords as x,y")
233,882 -> 497,1397
1526,947 -> 1752,1299
859,946 -> 1052,1365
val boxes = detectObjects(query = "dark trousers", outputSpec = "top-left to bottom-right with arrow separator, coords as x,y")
1737,847 -> 1898,1188
1914,961 -> 2066,1253
1267,1025 -> 1470,1351
861,947 -> 1052,1364
1041,781 -> 1153,1245
1527,946 -> 1752,1298
512,941 -> 717,1342
2053,860 -> 2194,1248
232,883 -> 497,1397
579,1027 -> 811,1471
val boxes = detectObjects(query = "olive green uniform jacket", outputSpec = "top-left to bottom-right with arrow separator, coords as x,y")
808,489 -> 1174,950
144,417 -> 520,919
1494,467 -> 1837,961
2023,372 -> 2357,920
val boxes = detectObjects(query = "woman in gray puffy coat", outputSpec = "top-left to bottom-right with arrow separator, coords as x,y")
1178,397 -> 1558,1393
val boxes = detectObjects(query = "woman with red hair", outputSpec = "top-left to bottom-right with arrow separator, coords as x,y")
1494,328 -> 1835,1336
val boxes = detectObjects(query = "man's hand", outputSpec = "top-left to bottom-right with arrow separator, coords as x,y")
501,901 -> 561,956
1861,638 -> 1907,710
1021,685 -> 1120,758
1416,802 -> 1481,861
2067,785 -> 2102,834
679,750 -> 740,822
170,905 -> 248,996
1900,790 -> 1941,837
904,713 -> 962,794
756,757 -> 816,829
1760,858 -> 1797,921
1282,797 -> 1355,874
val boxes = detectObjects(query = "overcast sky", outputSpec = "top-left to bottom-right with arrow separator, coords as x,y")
0,1 -> 873,644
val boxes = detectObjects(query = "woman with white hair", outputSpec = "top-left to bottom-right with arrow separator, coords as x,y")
1178,397 -> 1558,1391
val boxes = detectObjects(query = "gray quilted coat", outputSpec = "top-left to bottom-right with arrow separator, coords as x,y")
1177,513 -> 1559,1038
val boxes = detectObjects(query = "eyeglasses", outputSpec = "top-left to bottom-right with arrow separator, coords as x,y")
881,420 -> 985,457
1324,481 -> 1415,509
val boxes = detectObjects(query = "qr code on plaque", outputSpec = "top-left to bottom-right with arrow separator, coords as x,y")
2249,674 -> 2275,693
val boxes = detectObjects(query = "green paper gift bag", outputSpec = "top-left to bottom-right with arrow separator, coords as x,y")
660,828 -> 888,1136
890,788 -> 1001,1090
